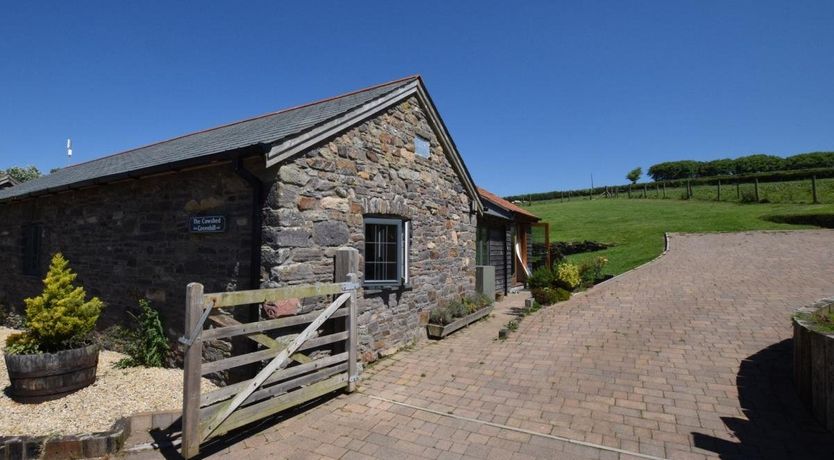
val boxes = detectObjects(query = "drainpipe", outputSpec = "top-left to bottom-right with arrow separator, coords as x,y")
232,157 -> 264,381
232,157 -> 263,293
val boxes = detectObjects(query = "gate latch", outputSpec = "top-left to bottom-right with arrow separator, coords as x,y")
178,305 -> 212,347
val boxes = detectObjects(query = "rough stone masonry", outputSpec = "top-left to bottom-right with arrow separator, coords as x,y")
262,96 -> 477,360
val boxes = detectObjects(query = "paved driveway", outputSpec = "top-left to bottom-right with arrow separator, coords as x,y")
130,230 -> 834,459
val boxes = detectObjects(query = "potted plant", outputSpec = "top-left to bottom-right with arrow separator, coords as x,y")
4,253 -> 104,402
426,294 -> 494,339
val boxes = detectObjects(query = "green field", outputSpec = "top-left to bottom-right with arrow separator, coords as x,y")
527,199 -> 834,276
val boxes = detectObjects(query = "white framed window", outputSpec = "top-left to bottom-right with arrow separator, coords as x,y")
414,136 -> 430,158
364,217 -> 410,287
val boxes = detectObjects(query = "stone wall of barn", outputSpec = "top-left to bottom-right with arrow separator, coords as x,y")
262,96 -> 478,360
0,164 -> 255,348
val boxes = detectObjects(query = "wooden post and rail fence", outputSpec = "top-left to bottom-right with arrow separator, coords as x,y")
180,248 -> 361,459
551,175 -> 827,204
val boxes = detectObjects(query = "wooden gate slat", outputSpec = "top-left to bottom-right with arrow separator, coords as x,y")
199,292 -> 351,441
208,314 -> 312,364
201,330 -> 349,376
208,373 -> 349,439
200,352 -> 349,407
204,283 -> 347,308
202,309 -> 349,341
200,362 -> 349,420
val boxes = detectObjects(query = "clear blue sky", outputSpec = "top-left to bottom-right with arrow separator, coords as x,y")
2,1 -> 833,196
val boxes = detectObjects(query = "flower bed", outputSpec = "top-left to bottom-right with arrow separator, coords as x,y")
793,297 -> 834,432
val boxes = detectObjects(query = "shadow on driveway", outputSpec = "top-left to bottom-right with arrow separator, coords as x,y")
692,339 -> 834,459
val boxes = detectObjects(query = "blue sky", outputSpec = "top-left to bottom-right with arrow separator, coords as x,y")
1,1 -> 833,196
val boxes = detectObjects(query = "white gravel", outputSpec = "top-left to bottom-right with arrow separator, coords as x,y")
0,327 -> 217,437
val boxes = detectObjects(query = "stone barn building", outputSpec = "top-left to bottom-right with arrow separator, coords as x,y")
0,75 -> 483,362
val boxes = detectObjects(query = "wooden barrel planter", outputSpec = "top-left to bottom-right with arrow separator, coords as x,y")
793,298 -> 834,433
4,343 -> 99,403
426,305 -> 493,339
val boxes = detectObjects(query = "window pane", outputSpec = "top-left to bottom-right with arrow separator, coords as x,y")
363,220 -> 401,283
415,136 -> 430,158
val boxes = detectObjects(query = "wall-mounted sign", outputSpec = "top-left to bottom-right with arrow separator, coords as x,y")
190,215 -> 226,233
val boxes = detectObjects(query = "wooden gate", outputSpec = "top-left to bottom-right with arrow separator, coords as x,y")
529,222 -> 551,270
180,248 -> 361,459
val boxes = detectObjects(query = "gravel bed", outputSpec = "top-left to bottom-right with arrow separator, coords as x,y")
0,327 -> 217,437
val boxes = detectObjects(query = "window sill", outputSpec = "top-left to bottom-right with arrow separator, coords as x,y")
363,283 -> 412,295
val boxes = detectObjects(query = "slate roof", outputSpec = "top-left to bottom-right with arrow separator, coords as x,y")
0,76 -> 419,202
477,187 -> 540,221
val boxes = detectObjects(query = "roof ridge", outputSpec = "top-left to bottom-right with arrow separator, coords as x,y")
60,74 -> 421,171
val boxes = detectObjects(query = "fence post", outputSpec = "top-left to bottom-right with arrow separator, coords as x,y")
643,184 -> 647,198
736,182 -> 740,200
717,180 -> 721,201
334,248 -> 359,392
754,178 -> 759,202
627,185 -> 631,199
687,181 -> 692,200
662,183 -> 666,199
182,282 -> 204,460
812,176 -> 819,204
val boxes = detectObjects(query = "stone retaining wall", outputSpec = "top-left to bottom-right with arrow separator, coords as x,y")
793,297 -> 834,432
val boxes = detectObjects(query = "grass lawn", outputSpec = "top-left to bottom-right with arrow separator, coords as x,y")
527,199 -> 834,276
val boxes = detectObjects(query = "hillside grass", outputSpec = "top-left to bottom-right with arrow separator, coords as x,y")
527,199 -> 834,276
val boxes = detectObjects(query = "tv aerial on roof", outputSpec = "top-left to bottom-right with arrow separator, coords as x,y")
66,138 -> 72,165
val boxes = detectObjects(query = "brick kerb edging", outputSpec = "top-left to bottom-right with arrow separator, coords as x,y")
0,410 -> 179,460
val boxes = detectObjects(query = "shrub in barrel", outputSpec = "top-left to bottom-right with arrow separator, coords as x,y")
4,253 -> 104,402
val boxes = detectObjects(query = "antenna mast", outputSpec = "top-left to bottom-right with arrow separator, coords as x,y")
66,138 -> 72,166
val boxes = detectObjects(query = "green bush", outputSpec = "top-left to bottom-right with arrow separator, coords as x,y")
530,287 -> 571,305
7,253 -> 104,354
528,266 -> 555,289
115,299 -> 170,368
554,263 -> 581,291
578,256 -> 609,287
530,288 -> 552,305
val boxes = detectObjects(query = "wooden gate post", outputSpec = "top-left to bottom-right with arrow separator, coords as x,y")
335,248 -> 359,392
717,180 -> 721,201
754,178 -> 760,202
182,282 -> 204,460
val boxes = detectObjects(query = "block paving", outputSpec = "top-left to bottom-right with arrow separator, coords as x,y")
125,230 -> 834,459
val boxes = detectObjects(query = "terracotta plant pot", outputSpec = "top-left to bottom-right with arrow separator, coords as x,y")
4,343 -> 99,403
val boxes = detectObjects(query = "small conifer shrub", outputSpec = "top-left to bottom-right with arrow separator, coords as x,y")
5,253 -> 104,354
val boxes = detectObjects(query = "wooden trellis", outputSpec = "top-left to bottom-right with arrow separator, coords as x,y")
180,248 -> 360,459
